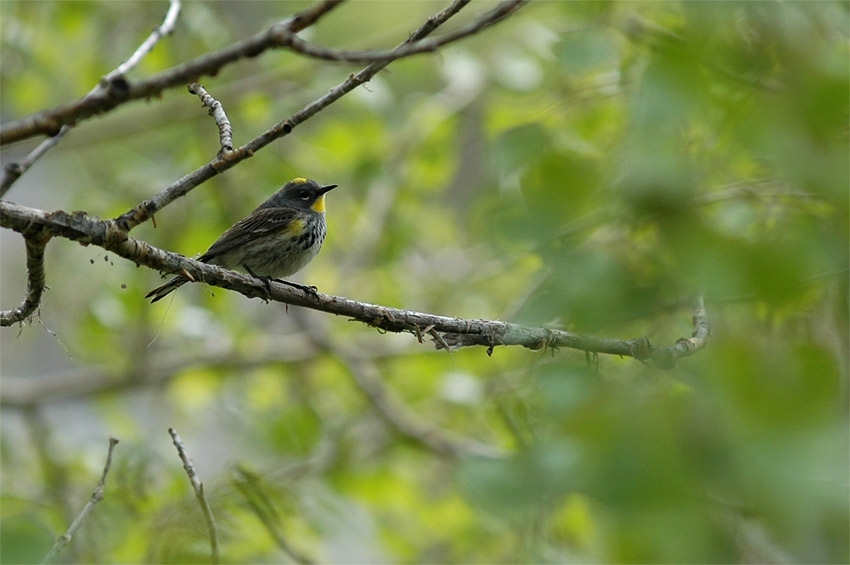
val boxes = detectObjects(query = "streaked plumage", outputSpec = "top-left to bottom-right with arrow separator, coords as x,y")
146,178 -> 337,303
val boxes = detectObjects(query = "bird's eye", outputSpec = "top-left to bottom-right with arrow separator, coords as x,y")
299,191 -> 310,200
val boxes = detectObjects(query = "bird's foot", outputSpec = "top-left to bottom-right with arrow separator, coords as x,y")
243,265 -> 273,301
273,279 -> 319,296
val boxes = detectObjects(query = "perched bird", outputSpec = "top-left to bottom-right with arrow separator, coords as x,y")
146,178 -> 337,303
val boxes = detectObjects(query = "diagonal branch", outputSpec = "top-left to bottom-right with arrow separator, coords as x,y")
168,428 -> 220,564
1,200 -> 708,368
276,0 -> 528,63
188,83 -> 234,154
0,0 -> 183,195
0,0 -> 343,145
42,437 -> 119,563
114,0 -> 476,232
1,0 -> 517,147
293,312 -> 504,458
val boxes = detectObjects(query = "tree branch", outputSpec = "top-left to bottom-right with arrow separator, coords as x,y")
1,230 -> 51,326
113,0 -> 477,232
3,0 -> 505,145
0,0 -> 182,195
42,437 -> 119,564
275,0 -> 528,63
1,200 -> 708,367
0,0 -> 341,144
168,428 -> 220,564
293,311 -> 504,458
232,467 -> 315,565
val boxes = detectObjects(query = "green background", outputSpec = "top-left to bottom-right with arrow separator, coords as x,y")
1,1 -> 847,563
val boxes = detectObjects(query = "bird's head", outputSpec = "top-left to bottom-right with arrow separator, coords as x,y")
263,178 -> 338,212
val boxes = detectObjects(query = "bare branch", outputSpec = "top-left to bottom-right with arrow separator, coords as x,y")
42,437 -> 119,564
108,0 -> 182,79
188,83 -> 234,154
1,200 -> 707,367
0,0 -> 182,194
1,231 -> 51,326
168,428 -> 220,564
0,0 -> 342,145
114,0 -> 478,231
275,0 -> 528,63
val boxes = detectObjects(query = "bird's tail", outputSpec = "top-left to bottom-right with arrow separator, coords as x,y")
145,276 -> 189,303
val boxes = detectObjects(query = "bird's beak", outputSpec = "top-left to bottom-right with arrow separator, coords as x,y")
319,184 -> 338,195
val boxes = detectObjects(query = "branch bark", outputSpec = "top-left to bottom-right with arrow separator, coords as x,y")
1,200 -> 708,368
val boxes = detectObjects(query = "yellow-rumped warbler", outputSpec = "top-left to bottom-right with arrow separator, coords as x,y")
146,178 -> 337,303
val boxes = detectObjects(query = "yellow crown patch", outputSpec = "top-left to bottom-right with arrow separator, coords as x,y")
292,177 -> 308,184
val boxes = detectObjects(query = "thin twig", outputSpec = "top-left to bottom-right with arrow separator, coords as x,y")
168,428 -> 220,564
188,83 -> 234,154
0,0 -> 182,195
42,437 -> 119,564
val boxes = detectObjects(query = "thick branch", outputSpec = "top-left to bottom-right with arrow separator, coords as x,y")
1,200 -> 707,367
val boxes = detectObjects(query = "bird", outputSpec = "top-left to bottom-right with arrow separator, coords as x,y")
146,178 -> 337,303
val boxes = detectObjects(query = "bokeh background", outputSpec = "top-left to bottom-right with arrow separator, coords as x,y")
2,1 -> 847,563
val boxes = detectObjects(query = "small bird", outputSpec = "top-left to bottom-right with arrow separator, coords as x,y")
146,178 -> 337,303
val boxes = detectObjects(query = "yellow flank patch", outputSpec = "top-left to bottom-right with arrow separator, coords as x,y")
292,177 -> 307,184
282,218 -> 305,235
311,194 -> 326,213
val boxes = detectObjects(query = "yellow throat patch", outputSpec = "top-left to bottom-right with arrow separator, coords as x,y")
311,194 -> 326,213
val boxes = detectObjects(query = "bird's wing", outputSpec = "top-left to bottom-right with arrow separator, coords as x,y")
198,207 -> 305,262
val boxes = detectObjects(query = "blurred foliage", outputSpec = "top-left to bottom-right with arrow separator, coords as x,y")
1,1 -> 848,563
